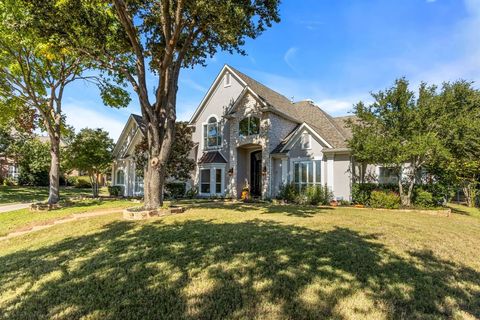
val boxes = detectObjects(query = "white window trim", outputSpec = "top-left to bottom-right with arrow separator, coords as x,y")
300,132 -> 312,150
224,72 -> 231,87
289,156 -> 324,190
202,114 -> 223,151
116,169 -> 126,186
198,163 -> 226,196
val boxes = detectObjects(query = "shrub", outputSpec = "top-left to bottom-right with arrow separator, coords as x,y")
165,182 -> 186,199
108,185 -> 123,197
75,176 -> 92,188
339,199 -> 351,206
352,183 -> 399,205
414,184 -> 450,206
18,170 -> 49,186
305,185 -> 333,205
351,183 -> 377,205
414,190 -> 435,208
278,183 -> 333,206
185,186 -> 198,199
369,190 -> 400,209
277,183 -> 298,203
65,176 -> 78,187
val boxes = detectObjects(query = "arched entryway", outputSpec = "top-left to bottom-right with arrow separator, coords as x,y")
236,144 -> 263,198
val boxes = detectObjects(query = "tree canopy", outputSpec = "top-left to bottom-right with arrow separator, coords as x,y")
25,0 -> 281,209
64,128 -> 114,197
349,79 -> 480,207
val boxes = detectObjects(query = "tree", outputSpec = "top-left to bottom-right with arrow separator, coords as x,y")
135,121 -> 195,182
64,128 -> 114,198
9,136 -> 51,186
429,81 -> 480,207
348,79 -> 447,206
31,0 -> 280,209
0,0 -> 129,203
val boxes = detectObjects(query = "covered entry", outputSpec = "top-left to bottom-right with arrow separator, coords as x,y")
236,144 -> 263,198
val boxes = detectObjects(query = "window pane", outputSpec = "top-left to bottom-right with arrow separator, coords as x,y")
201,169 -> 211,193
308,162 -> 313,183
239,118 -> 249,137
250,117 -> 260,134
301,163 -> 307,183
203,124 -> 207,147
201,169 -> 210,183
294,163 -> 300,182
315,160 -> 321,184
201,183 -> 210,193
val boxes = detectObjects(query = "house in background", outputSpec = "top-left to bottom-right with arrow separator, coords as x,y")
112,65 -> 398,199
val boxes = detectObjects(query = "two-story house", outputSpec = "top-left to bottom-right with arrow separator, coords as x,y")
112,65 -> 361,200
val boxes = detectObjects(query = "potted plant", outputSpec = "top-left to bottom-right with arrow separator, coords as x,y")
241,179 -> 250,201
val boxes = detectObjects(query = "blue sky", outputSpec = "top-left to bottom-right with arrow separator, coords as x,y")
62,0 -> 480,140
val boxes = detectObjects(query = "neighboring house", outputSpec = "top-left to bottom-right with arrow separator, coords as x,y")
0,157 -> 19,181
112,65 -> 398,199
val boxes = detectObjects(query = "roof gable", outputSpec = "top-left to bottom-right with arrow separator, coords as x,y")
188,65 -> 247,124
113,114 -> 145,158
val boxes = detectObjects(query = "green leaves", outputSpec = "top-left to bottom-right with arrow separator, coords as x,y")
64,128 -> 114,175
349,79 -> 480,206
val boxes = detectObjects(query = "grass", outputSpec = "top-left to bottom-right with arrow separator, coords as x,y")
448,202 -> 480,219
0,202 -> 479,319
0,199 -> 134,237
0,186 -> 108,204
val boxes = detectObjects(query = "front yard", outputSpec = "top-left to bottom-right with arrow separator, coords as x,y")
0,186 -> 106,204
0,202 -> 479,319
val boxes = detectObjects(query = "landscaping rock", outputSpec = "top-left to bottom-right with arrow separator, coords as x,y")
123,206 -> 185,220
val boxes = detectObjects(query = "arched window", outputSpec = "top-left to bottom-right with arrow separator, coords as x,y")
203,116 -> 222,148
239,116 -> 260,137
116,170 -> 125,185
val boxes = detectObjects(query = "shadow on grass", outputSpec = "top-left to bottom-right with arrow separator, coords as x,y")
179,201 -> 334,217
0,219 -> 479,319
0,186 -> 93,204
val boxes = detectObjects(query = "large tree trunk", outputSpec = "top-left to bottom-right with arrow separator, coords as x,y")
143,161 -> 164,209
47,137 -> 61,204
141,65 -> 178,210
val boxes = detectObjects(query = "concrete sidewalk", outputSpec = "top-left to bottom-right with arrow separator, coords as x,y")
0,203 -> 30,213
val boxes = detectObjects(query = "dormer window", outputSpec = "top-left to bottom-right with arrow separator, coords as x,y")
203,116 -> 222,149
224,72 -> 231,87
239,116 -> 260,137
301,132 -> 311,149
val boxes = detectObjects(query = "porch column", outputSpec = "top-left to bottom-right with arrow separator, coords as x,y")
327,154 -> 334,191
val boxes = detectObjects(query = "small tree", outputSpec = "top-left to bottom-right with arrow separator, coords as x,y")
64,129 -> 114,198
8,136 -> 51,186
135,122 -> 195,182
348,79 -> 446,206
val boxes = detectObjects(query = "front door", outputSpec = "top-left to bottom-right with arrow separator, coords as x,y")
250,150 -> 262,197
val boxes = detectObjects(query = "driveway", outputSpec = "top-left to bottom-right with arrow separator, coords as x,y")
0,203 -> 30,213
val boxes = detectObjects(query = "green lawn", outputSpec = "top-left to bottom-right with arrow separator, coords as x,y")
0,186 -> 108,204
0,199 -> 134,237
0,203 -> 479,319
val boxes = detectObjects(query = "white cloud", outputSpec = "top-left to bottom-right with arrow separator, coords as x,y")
63,101 -> 126,141
284,47 -> 299,72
